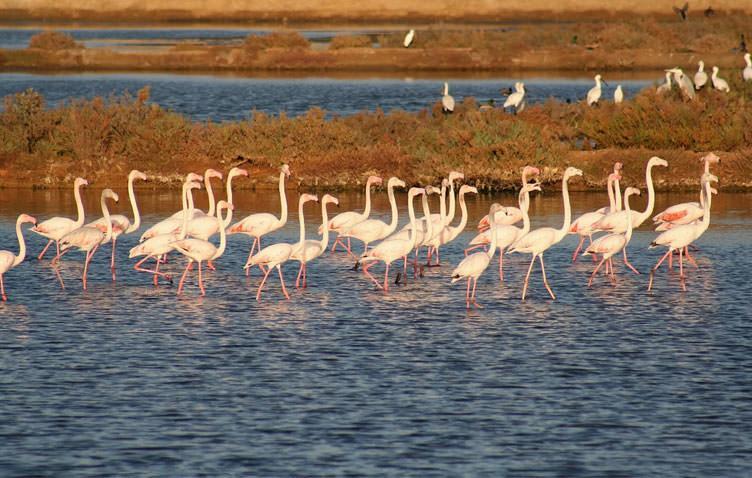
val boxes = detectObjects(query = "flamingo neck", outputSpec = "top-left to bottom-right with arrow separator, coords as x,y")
487,211 -> 499,260
179,185 -> 194,240
556,175 -> 573,241
454,190 -> 470,234
224,174 -> 237,227
101,195 -> 113,244
406,193 -> 418,247
363,179 -> 374,218
126,174 -> 141,233
606,175 -> 616,212
205,174 -> 216,216
614,179 -> 622,211
213,206 -> 227,259
639,163 -> 658,223
278,172 -> 288,226
297,199 -> 307,249
446,180 -> 457,225
12,216 -> 27,267
700,181 -> 712,229
319,202 -> 330,248
416,193 -> 431,249
73,181 -> 85,228
624,194 -> 634,243
438,183 -> 447,225
386,183 -> 399,232
520,190 -> 532,235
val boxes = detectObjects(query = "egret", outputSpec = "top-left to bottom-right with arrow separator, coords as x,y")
711,66 -> 730,92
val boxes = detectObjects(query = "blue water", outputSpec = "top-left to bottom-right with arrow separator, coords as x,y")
0,189 -> 750,476
0,72 -> 654,120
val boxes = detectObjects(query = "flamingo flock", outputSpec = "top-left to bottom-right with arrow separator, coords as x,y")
0,156 -> 720,307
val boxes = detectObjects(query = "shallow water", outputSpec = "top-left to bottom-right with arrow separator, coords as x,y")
0,72 -> 655,120
1,188 -> 750,476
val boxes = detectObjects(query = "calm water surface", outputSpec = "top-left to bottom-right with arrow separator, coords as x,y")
0,189 -> 750,476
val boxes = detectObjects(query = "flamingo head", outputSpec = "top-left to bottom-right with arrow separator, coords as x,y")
608,172 -> 622,183
282,164 -> 291,178
448,171 -> 464,183
700,152 -> 720,165
408,187 -> 425,199
367,175 -> 383,186
625,187 -> 641,197
205,168 -> 223,180
130,170 -> 148,181
648,156 -> 668,168
425,185 -> 441,195
103,188 -> 119,203
217,200 -> 235,212
522,165 -> 540,181
19,213 -> 36,225
300,193 -> 318,204
460,184 -> 478,195
187,181 -> 202,191
488,203 -> 506,223
564,167 -> 583,180
229,167 -> 249,179
74,177 -> 88,188
322,194 -> 339,207
186,172 -> 202,183
388,177 -> 406,189
613,161 -> 623,172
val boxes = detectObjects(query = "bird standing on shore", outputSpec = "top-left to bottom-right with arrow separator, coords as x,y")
403,29 -> 415,48
711,66 -> 730,92
587,75 -> 606,106
442,82 -> 455,113
742,53 -> 752,81
656,72 -> 672,94
667,68 -> 695,99
614,85 -> 624,104
504,82 -> 526,113
694,61 -> 708,90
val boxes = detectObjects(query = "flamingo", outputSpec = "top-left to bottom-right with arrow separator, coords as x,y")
228,164 -> 291,275
129,180 -> 202,286
173,201 -> 233,296
504,82 -> 526,114
31,177 -> 88,260
508,167 -> 583,301
167,168 -> 222,219
291,194 -> 339,288
57,189 -> 119,290
85,169 -> 147,280
442,82 -> 455,113
360,187 -> 425,292
451,204 -> 503,308
694,61 -> 708,90
247,193 -> 318,302
478,166 -> 539,231
403,29 -> 415,48
339,177 -> 405,257
587,74 -> 607,106
656,71 -> 672,95
583,187 -> 641,286
569,171 -> 622,261
744,53 -> 752,81
614,85 -> 624,104
140,172 -> 203,242
667,68 -> 695,99
185,167 -> 248,243
711,66 -> 730,92
386,185 -> 440,275
648,173 -> 717,292
426,184 -> 478,266
322,175 -> 382,254
653,153 -> 720,230
466,182 -> 541,281
0,214 -> 37,301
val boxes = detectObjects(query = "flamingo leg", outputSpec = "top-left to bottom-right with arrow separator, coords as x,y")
383,263 -> 390,293
623,248 -> 640,274
539,255 -> 556,300
362,262 -> 383,290
331,235 -> 340,252
82,244 -> 99,290
679,247 -> 686,291
177,260 -> 192,295
295,262 -> 304,288
465,278 -> 471,308
1,274 -> 6,301
110,238 -> 118,281
609,258 -> 617,284
207,260 -> 216,271
434,247 -> 441,266
403,256 -> 409,282
464,244 -> 486,255
51,247 -> 72,266
648,249 -> 673,291
277,266 -> 290,299
685,247 -> 698,268
572,236 -> 585,262
302,263 -> 307,289
471,277 -> 483,308
256,266 -> 273,302
134,256 -> 172,283
37,240 -> 53,260
522,254 -> 536,301
589,235 -> 597,263
245,237 -> 259,276
197,261 -> 206,295
498,251 -> 504,283
588,257 -> 608,287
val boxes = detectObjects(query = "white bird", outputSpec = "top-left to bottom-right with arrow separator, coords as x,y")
172,200 -> 233,296
711,66 -> 730,92
667,68 -> 695,99
0,213 -> 37,301
744,53 -> 752,81
167,168 -> 223,220
569,170 -> 621,261
587,74 -> 607,106
321,175 -> 382,254
694,61 -> 708,90
130,180 -> 201,286
504,81 -> 526,113
508,167 -> 583,301
614,84 -> 624,104
185,167 -> 247,241
441,82 -> 455,113
653,153 -> 720,230
58,189 -> 119,290
656,71 -> 672,95
291,194 -> 339,289
648,173 -> 717,292
403,29 -> 415,48
247,193 -> 319,302
425,184 -> 478,266
451,204 -> 503,308
140,172 -> 203,242
477,166 -> 540,231
31,177 -> 88,260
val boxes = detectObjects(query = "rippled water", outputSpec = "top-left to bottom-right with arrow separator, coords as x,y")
0,72 -> 655,120
1,188 -> 750,476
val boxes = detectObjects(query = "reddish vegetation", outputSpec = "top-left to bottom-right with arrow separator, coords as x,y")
27,30 -> 81,50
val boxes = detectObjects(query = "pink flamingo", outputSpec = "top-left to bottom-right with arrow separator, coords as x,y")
0,214 -> 37,301
508,167 -> 583,301
166,168 -> 223,220
451,204 -> 504,308
583,187 -> 641,286
652,153 -> 719,230
31,177 -> 87,260
247,193 -> 318,302
172,200 -> 233,296
339,177 -> 405,257
569,171 -> 621,261
426,184 -> 478,266
466,181 -> 541,281
648,173 -> 717,292
387,185 -> 440,278
477,166 -> 539,231
291,194 -> 339,288
321,175 -> 381,254
85,169 -> 147,280
129,180 -> 201,285
139,172 -> 203,242
57,189 -> 119,290
592,162 -> 623,214
359,187 -> 425,292
227,164 -> 291,275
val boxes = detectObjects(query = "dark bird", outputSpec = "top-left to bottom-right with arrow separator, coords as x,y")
673,2 -> 689,20
500,87 -> 513,96
704,6 -> 715,17
740,34 -> 748,53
